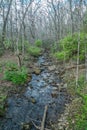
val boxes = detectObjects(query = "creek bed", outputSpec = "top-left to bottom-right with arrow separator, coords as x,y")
0,55 -> 70,130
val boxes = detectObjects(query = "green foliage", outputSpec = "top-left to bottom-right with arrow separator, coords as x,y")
53,33 -> 87,62
54,50 -> 70,61
35,39 -> 42,47
78,75 -> 85,87
27,46 -> 41,57
74,94 -> 87,130
68,75 -> 87,130
4,62 -> 28,85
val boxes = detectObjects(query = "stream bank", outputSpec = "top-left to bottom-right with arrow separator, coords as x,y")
0,53 -> 71,130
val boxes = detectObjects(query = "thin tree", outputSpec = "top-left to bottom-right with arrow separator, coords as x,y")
2,0 -> 13,48
76,0 -> 82,86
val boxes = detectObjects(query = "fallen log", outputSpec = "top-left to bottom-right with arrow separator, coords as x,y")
66,64 -> 85,70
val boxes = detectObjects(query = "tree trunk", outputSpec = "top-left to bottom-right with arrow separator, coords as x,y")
2,0 -> 13,48
85,36 -> 87,81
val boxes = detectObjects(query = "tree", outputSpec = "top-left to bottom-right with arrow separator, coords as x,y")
76,0 -> 82,86
2,0 -> 13,48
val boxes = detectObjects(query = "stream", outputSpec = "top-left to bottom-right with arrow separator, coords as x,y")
0,54 -> 70,130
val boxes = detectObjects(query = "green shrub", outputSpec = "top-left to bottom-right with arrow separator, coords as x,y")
53,33 -> 87,62
28,46 -> 41,57
35,39 -> 42,47
54,50 -> 70,61
4,63 -> 28,85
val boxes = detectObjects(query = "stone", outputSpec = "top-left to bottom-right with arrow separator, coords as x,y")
30,97 -> 36,104
48,65 -> 56,71
58,125 -> 63,130
60,82 -> 64,86
42,63 -> 49,66
27,74 -> 32,82
55,70 -> 60,74
29,85 -> 33,89
51,91 -> 58,98
52,87 -> 58,91
56,83 -> 60,87
21,122 -> 32,130
33,68 -> 41,75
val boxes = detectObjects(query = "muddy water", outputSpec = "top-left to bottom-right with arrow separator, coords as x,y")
0,55 -> 70,130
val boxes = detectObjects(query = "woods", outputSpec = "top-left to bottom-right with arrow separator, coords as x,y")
0,0 -> 87,130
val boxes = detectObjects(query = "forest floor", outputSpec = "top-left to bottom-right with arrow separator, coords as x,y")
0,50 -> 86,130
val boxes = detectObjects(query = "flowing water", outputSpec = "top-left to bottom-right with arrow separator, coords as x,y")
0,55 -> 70,130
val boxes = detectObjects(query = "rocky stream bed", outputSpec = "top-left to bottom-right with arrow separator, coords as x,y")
0,54 -> 71,130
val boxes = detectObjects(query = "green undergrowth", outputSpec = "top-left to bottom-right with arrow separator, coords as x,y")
53,33 -> 87,62
67,75 -> 87,130
35,39 -> 42,47
27,46 -> 41,57
17,40 -> 42,57
4,62 -> 28,85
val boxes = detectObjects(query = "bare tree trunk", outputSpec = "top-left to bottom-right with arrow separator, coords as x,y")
15,0 -> 34,67
68,0 -> 74,35
2,0 -> 13,48
76,32 -> 80,86
76,0 -> 82,86
85,36 -> 87,81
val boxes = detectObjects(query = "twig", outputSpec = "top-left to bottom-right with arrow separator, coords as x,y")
32,121 -> 40,129
41,105 -> 48,130
32,121 -> 50,130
